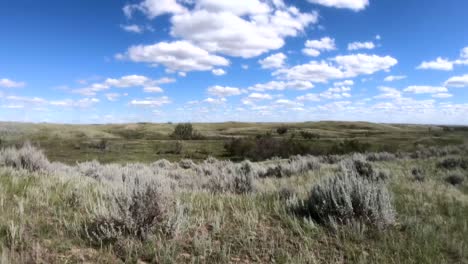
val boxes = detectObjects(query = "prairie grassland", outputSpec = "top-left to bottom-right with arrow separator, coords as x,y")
1,121 -> 467,164
0,139 -> 467,263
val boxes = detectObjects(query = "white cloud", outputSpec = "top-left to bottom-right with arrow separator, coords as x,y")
444,74 -> 468,88
334,80 -> 354,86
207,85 -> 242,97
203,97 -> 227,104
297,93 -> 321,101
384,75 -> 406,82
170,5 -> 318,58
274,61 -> 344,82
333,54 -> 398,77
249,80 -> 314,91
432,93 -> 453,99
306,0 -> 369,11
195,0 -> 271,16
73,75 -> 174,96
302,37 -> 336,57
130,96 -> 171,107
347,41 -> 375,51
143,86 -> 164,93
274,99 -> 303,107
259,53 -> 287,69
242,92 -> 273,105
374,87 -> 402,99
120,24 -> 144,33
212,68 -> 226,76
121,40 -> 230,72
417,57 -> 453,71
0,78 -> 25,88
461,47 -> 468,59
123,0 -> 186,19
403,86 -> 448,94
105,93 -> 121,101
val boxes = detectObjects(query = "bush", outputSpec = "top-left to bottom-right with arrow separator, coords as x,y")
85,180 -> 170,244
366,152 -> 396,162
302,172 -> 395,228
445,173 -> 465,186
170,123 -> 203,140
332,139 -> 371,155
276,126 -> 289,135
300,131 -> 320,140
340,155 -> 390,182
0,142 -> 50,172
411,168 -> 425,182
437,158 -> 468,170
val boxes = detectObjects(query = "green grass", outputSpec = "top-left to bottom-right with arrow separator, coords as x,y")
1,121 -> 467,164
0,155 -> 467,263
0,121 -> 467,263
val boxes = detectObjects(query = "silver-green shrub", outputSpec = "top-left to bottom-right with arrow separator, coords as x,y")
304,172 -> 395,228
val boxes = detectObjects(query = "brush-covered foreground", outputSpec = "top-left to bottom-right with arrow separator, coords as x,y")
0,143 -> 467,263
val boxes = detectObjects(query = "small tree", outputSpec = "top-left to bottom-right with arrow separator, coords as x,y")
171,123 -> 194,140
276,126 -> 289,135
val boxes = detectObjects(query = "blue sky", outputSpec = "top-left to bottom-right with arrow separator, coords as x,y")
0,0 -> 467,124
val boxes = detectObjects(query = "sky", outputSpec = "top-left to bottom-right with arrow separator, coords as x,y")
0,0 -> 467,124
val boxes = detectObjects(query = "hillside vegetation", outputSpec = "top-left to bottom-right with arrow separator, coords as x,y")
0,122 -> 467,263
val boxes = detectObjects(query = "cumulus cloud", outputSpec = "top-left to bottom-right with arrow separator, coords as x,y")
120,41 -> 230,72
242,92 -> 274,105
0,78 -> 25,88
444,74 -> 468,88
207,85 -> 242,97
347,41 -> 375,51
432,93 -> 453,99
306,0 -> 369,11
249,80 -> 314,91
211,69 -> 226,76
73,75 -> 174,96
334,80 -> 354,86
170,3 -> 318,58
130,96 -> 171,107
374,87 -> 402,99
333,54 -> 398,77
384,75 -> 407,82
417,57 -> 453,71
297,93 -> 321,102
274,61 -> 344,82
120,24 -> 144,33
105,93 -> 121,101
302,37 -> 336,57
403,86 -> 448,94
123,0 -> 186,19
259,53 -> 287,69
143,86 -> 164,93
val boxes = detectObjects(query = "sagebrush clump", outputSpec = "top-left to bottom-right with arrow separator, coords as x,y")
0,142 -> 49,172
303,172 -> 395,228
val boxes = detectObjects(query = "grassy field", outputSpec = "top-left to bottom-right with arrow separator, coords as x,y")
0,121 -> 467,263
0,121 -> 467,164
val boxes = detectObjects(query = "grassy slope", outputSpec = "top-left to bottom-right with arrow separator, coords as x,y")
1,121 -> 467,164
0,157 -> 467,263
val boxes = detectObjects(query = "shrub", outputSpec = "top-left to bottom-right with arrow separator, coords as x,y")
0,142 -> 50,172
340,155 -> 390,182
411,168 -> 425,182
444,173 -> 465,186
437,158 -> 468,170
276,126 -> 289,135
303,172 -> 395,228
332,139 -> 371,155
170,123 -> 203,140
85,180 -> 170,244
203,160 -> 256,194
300,131 -> 320,140
366,152 -> 396,162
